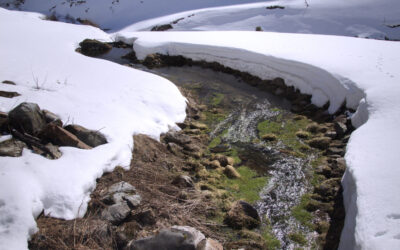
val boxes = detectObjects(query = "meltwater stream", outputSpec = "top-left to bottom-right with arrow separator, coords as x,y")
98,49 -> 316,249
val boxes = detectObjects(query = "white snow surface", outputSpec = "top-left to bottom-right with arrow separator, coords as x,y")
114,31 -> 400,249
0,8 -> 186,250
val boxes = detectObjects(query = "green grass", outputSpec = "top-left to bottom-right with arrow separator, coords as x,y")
208,136 -> 222,149
291,194 -> 314,230
217,166 -> 268,203
209,93 -> 225,107
203,111 -> 227,126
257,114 -> 312,155
289,232 -> 307,246
223,147 -> 242,165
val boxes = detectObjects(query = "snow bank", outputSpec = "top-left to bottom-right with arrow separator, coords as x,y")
115,31 -> 400,249
0,8 -> 186,249
123,0 -> 400,40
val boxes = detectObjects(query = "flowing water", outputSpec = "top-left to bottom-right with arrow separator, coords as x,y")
99,48 -> 318,249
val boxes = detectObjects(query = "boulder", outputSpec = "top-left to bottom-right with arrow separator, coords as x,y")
8,102 -> 47,136
0,138 -> 26,157
39,123 -> 91,149
308,137 -> 332,150
224,200 -> 260,229
224,165 -> 241,179
127,226 -> 205,250
108,181 -> 136,194
2,80 -> 16,85
0,112 -> 9,133
172,175 -> 195,188
101,202 -> 131,225
0,90 -> 20,98
64,124 -> 107,147
42,109 -> 62,126
78,39 -> 112,57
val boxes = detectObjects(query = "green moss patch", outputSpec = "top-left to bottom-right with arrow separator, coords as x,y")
289,232 -> 307,246
291,194 -> 314,230
209,93 -> 224,107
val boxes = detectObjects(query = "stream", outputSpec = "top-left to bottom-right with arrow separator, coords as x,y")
99,47 -> 322,249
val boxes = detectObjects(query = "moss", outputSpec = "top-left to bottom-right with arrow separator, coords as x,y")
223,148 -> 242,165
208,136 -> 222,149
291,194 -> 315,230
257,114 -> 312,155
289,232 -> 307,246
216,166 -> 268,204
203,111 -> 227,127
209,93 -> 224,107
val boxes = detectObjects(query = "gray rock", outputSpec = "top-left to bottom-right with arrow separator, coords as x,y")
334,121 -> 347,137
8,102 -> 47,136
42,109 -> 62,126
197,238 -> 223,250
0,138 -> 26,157
0,112 -> 9,133
44,143 -> 62,159
127,226 -> 205,250
64,124 -> 107,147
101,202 -> 131,225
108,181 -> 136,194
124,194 -> 142,208
39,123 -> 91,149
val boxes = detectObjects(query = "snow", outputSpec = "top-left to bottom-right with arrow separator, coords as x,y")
1,0 -> 400,249
0,8 -> 186,250
114,30 -> 400,249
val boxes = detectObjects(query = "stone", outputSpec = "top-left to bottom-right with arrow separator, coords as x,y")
43,143 -> 62,159
315,178 -> 341,198
224,165 -> 241,179
124,194 -> 142,208
127,226 -> 205,250
78,39 -> 112,57
261,133 -> 277,141
334,122 -> 347,137
0,90 -> 20,98
163,131 -> 192,146
64,124 -> 107,147
101,202 -> 131,225
108,181 -> 136,194
39,123 -> 91,149
8,102 -> 47,136
308,137 -> 332,150
143,54 -> 164,68
2,80 -> 16,85
189,122 -> 208,130
151,24 -> 173,31
0,138 -> 26,157
197,238 -> 223,250
0,113 -> 9,133
224,200 -> 260,229
42,109 -> 62,126
172,175 -> 195,188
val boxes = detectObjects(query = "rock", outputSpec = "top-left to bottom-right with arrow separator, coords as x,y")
143,54 -> 164,68
224,200 -> 260,229
101,202 -> 131,225
334,122 -> 347,137
315,178 -> 341,198
43,143 -> 62,159
308,137 -> 332,150
210,144 -> 230,153
315,165 -> 333,177
163,131 -> 192,146
0,138 -> 26,157
127,226 -> 205,250
39,123 -> 91,149
295,130 -> 310,139
8,102 -> 47,136
2,80 -> 16,85
167,142 -> 183,156
42,109 -> 62,126
64,124 -> 107,147
224,165 -> 241,179
0,112 -> 9,133
261,133 -> 277,141
108,181 -> 136,194
172,175 -> 195,188
133,209 -> 156,226
197,238 -> 223,250
271,77 -> 285,88
0,90 -> 20,98
189,122 -> 208,130
184,129 -> 202,135
151,24 -> 173,31
78,39 -> 112,57
124,194 -> 142,208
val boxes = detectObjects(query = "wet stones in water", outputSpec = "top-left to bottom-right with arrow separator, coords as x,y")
78,39 -> 112,57
225,200 -> 260,229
